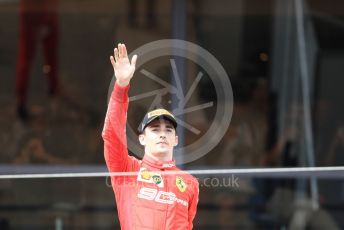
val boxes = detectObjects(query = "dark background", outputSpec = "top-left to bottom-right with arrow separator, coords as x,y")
0,0 -> 343,229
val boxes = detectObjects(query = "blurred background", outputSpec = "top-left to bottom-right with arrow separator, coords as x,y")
0,0 -> 344,229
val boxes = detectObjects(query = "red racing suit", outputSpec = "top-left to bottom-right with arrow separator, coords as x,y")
102,83 -> 199,230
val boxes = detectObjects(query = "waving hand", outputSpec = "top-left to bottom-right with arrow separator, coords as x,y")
110,43 -> 137,87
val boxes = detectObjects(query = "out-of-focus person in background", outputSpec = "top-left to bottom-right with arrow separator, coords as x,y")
16,0 -> 59,121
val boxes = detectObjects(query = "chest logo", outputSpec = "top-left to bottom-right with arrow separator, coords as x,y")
137,168 -> 164,188
152,175 -> 162,185
176,177 -> 187,192
140,169 -> 151,180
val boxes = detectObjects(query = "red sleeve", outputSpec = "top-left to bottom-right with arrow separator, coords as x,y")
188,179 -> 199,229
102,82 -> 139,172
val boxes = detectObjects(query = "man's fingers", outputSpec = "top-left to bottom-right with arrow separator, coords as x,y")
119,43 -> 126,58
118,43 -> 123,58
110,56 -> 116,67
122,44 -> 128,58
113,43 -> 131,65
119,43 -> 123,57
131,54 -> 137,67
114,48 -> 119,62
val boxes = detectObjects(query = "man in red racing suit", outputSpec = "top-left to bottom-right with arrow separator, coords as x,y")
102,43 -> 199,230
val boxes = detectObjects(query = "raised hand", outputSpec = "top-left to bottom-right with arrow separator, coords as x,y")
110,43 -> 137,87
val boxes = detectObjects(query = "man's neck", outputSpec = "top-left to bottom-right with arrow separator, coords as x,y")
145,151 -> 173,162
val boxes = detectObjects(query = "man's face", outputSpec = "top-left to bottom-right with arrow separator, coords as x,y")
139,118 -> 178,157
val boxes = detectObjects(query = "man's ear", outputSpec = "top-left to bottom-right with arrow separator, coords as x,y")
174,135 -> 178,147
138,134 -> 146,146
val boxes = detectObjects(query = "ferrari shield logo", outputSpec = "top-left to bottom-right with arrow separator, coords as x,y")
176,177 -> 187,192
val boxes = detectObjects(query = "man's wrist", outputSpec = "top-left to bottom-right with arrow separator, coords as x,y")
113,82 -> 130,103
116,79 -> 130,87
